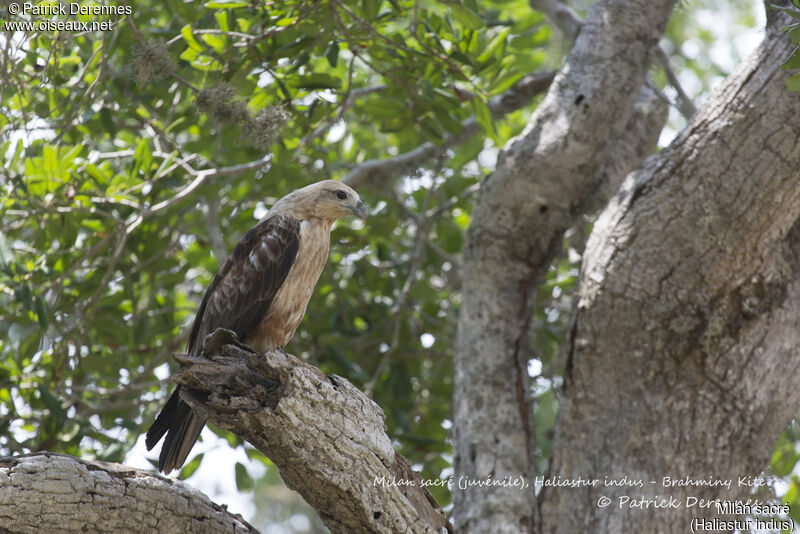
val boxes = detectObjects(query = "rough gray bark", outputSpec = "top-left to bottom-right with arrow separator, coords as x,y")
539,12 -> 800,533
452,0 -> 675,532
173,329 -> 451,534
0,452 -> 256,534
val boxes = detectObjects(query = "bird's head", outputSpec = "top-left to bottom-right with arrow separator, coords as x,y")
271,180 -> 367,224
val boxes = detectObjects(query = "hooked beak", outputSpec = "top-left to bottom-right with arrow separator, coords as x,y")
350,200 -> 368,222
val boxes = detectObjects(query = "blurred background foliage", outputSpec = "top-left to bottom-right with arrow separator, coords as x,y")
0,0 -> 797,532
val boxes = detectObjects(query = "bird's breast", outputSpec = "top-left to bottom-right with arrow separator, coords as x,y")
245,219 -> 331,352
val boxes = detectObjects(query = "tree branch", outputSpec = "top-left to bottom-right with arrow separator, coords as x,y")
140,157 -> 272,221
532,0 -> 695,120
655,46 -> 698,118
0,453 -> 256,534
343,70 -> 556,189
172,328 -> 452,534
529,0 -> 582,40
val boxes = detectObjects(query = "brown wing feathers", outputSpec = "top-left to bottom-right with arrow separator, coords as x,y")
145,214 -> 301,473
189,215 -> 301,354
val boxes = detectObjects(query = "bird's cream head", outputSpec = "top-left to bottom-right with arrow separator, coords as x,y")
270,180 -> 367,224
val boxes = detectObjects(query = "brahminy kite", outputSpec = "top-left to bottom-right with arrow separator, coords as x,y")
145,180 -> 367,473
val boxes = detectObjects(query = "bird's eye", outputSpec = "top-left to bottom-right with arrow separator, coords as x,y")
335,190 -> 348,200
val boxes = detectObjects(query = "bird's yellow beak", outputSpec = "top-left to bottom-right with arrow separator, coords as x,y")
350,201 -> 368,222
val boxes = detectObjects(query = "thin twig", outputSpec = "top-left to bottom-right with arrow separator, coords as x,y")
424,182 -> 480,219
131,155 -> 272,230
300,67 -> 386,148
655,47 -> 697,119
426,239 -> 459,267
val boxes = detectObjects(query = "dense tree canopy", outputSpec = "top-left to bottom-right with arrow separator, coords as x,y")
2,0 -> 800,531
1,0 -> 552,511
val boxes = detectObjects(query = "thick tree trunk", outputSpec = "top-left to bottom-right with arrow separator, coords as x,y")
0,453 -> 257,533
452,0 -> 674,532
539,12 -> 800,533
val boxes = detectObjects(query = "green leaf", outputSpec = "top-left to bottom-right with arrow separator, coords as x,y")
180,47 -> 198,62
477,28 -> 509,63
275,35 -> 313,54
433,107 -> 464,134
451,5 -> 484,30
56,56 -> 82,68
8,139 -> 24,168
179,453 -> 204,479
421,116 -> 444,142
363,0 -> 380,20
782,48 -> 800,70
214,11 -> 230,32
37,384 -> 67,425
780,7 -> 800,19
472,96 -> 497,140
0,231 -> 13,275
180,25 -> 204,52
234,462 -> 254,491
15,285 -> 34,312
290,53 -> 310,72
787,72 -> 800,91
34,296 -> 49,330
201,33 -> 227,54
449,133 -> 484,169
208,424 -> 240,446
245,447 -> 273,466
290,73 -> 341,89
790,25 -> 800,44
204,1 -> 249,8
325,41 -> 339,68
99,108 -> 114,133
133,138 -> 153,175
771,440 -> 800,476
97,443 -> 125,462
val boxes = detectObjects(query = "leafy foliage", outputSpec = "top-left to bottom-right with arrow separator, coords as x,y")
0,0 -> 551,513
770,421 -> 800,528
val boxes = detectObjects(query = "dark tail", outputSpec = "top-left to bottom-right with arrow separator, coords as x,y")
145,386 -> 206,474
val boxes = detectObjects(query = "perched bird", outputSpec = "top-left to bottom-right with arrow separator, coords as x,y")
146,180 -> 367,474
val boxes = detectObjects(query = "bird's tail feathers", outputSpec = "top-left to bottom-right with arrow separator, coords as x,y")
145,386 -> 206,474
145,388 -> 179,451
